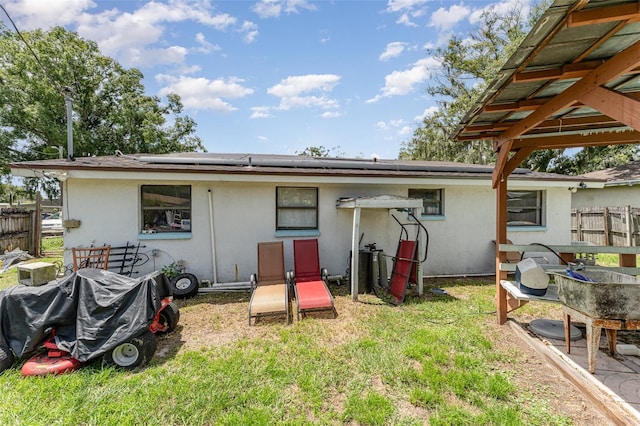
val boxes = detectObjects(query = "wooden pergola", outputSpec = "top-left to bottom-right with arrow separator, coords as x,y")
455,0 -> 640,324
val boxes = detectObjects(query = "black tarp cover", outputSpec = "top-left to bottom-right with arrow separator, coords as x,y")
0,269 -> 172,362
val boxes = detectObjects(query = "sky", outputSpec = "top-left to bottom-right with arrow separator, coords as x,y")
0,0 -> 532,160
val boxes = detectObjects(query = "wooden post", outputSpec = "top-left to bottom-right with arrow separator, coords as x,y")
604,207 -> 610,245
625,205 -> 632,247
496,177 -> 508,325
577,209 -> 583,241
34,193 -> 41,257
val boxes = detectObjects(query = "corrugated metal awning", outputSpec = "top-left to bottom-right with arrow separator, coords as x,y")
455,0 -> 640,187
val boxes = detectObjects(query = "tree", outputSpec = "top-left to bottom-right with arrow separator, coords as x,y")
400,4 -> 530,164
0,25 -> 205,197
297,146 -> 345,158
400,1 -> 638,174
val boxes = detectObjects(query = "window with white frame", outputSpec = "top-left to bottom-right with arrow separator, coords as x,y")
408,188 -> 444,216
141,185 -> 191,233
507,190 -> 543,226
276,187 -> 318,230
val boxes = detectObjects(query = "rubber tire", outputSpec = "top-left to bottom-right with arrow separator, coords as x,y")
157,302 -> 180,333
171,273 -> 199,299
104,331 -> 157,370
0,346 -> 13,373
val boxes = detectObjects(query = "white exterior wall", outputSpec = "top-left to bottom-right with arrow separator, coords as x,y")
572,186 -> 639,209
61,176 -> 572,281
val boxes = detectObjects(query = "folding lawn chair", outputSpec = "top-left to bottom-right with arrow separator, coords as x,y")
72,246 -> 111,271
292,239 -> 337,320
248,241 -> 290,325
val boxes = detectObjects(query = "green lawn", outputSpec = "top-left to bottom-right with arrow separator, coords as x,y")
0,260 -> 577,425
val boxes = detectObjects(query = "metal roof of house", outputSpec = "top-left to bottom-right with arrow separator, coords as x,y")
9,152 -> 597,183
454,0 -> 640,187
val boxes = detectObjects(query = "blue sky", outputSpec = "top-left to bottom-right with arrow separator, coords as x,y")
1,0 -> 531,159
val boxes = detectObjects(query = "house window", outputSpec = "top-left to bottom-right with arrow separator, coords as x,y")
409,189 -> 444,216
507,190 -> 543,226
141,185 -> 191,233
276,187 -> 318,230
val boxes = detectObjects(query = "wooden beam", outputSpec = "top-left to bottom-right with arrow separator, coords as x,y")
484,98 -> 548,113
496,178 -> 508,325
492,141 -> 512,188
511,129 -> 640,150
495,39 -> 640,150
456,134 -> 498,142
504,147 -> 534,177
464,115 -> 618,134
568,2 -> 640,27
578,86 -> 640,131
513,60 -> 606,83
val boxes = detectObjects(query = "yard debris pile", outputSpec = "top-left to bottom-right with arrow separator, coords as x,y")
0,248 -> 33,273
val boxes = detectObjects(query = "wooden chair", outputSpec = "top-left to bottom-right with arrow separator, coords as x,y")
72,246 -> 111,271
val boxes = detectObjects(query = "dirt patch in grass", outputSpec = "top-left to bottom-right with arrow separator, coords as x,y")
158,278 -> 615,424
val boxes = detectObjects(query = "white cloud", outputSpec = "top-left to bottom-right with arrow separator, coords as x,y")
429,5 -> 471,31
375,119 -> 411,137
385,0 -> 428,27
262,74 -> 341,116
379,42 -> 407,61
268,74 -> 340,97
156,74 -> 254,112
250,106 -> 274,119
1,0 -> 96,29
415,106 -> 439,121
470,0 -> 531,24
398,126 -> 412,136
240,21 -> 259,43
385,0 -> 429,14
367,57 -> 439,103
396,13 -> 417,27
279,95 -> 338,111
10,0 -> 246,68
194,32 -> 220,54
322,111 -> 342,118
252,0 -> 316,19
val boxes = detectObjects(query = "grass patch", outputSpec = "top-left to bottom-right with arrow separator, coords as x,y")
0,272 -> 578,424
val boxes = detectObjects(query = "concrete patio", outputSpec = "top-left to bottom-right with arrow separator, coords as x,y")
511,320 -> 640,425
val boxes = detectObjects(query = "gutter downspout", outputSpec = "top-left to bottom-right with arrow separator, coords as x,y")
208,189 -> 218,284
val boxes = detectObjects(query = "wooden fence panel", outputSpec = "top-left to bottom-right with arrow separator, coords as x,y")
571,206 -> 640,246
0,208 -> 32,253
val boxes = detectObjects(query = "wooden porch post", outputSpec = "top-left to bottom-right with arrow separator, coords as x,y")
496,177 -> 508,324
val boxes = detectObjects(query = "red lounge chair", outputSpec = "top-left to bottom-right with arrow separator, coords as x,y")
292,239 -> 337,320
248,241 -> 290,325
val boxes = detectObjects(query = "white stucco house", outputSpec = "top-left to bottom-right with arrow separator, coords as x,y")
10,153 -> 595,286
572,160 -> 640,209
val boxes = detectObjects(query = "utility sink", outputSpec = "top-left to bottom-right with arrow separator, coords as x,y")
554,269 -> 640,319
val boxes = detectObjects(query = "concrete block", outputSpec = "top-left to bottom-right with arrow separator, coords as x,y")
18,262 -> 56,286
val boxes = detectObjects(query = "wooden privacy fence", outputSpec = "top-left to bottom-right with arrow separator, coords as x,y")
571,206 -> 640,246
0,208 -> 34,254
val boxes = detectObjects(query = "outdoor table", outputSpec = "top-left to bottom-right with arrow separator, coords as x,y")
563,305 -> 640,374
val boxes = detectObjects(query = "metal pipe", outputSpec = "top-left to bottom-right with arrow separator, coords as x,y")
208,189 -> 218,284
64,87 -> 74,160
